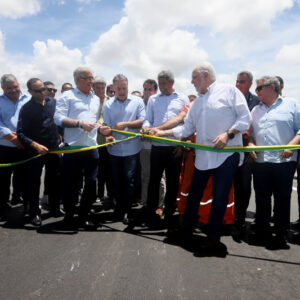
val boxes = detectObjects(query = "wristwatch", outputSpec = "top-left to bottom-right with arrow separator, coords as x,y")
226,130 -> 235,139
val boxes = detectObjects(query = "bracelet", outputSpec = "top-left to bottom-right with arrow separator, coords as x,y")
79,121 -> 84,129
76,120 -> 80,128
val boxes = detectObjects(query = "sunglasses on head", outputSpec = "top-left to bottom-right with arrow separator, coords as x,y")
31,87 -> 46,93
255,84 -> 271,93
46,88 -> 57,93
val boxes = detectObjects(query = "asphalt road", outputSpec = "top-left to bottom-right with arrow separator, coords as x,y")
0,179 -> 300,300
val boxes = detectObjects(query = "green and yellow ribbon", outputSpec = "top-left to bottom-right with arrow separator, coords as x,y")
1,129 -> 300,167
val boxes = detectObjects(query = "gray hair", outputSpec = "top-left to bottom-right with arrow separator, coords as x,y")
112,74 -> 128,84
1,74 -> 18,88
194,62 -> 216,81
73,66 -> 93,81
93,76 -> 106,86
237,70 -> 253,82
256,76 -> 280,95
157,70 -> 174,82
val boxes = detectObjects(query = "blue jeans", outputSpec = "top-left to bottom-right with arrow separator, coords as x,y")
183,153 -> 239,239
109,153 -> 139,217
62,149 -> 99,219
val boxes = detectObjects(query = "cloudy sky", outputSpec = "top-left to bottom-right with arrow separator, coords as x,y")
0,0 -> 300,97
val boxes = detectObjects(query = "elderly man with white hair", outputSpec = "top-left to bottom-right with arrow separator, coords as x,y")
153,62 -> 251,251
54,66 -> 108,229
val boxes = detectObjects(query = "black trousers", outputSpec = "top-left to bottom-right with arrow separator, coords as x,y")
234,155 -> 254,225
253,161 -> 296,237
146,146 -> 182,223
0,145 -> 28,216
62,149 -> 98,219
97,147 -> 113,200
27,153 -> 61,217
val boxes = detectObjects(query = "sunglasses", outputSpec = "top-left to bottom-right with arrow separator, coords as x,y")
31,87 -> 47,93
255,84 -> 271,93
46,88 -> 57,93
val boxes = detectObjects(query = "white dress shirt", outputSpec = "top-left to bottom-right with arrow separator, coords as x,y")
173,82 -> 252,170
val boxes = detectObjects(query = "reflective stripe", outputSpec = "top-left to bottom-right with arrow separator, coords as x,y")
180,192 -> 189,197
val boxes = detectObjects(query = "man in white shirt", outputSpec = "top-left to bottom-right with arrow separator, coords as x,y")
152,62 -> 251,250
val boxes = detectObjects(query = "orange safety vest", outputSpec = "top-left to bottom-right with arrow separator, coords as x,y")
176,136 -> 234,225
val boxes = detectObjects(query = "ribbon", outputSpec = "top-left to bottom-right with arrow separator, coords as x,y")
0,136 -> 136,167
112,129 -> 300,153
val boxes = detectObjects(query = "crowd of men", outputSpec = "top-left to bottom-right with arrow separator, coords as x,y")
1,62 -> 300,252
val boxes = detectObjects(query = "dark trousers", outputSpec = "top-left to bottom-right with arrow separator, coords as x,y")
109,153 -> 139,217
253,161 -> 296,237
234,155 -> 254,225
62,149 -> 99,219
97,147 -> 113,200
296,152 -> 300,219
27,153 -> 61,217
147,146 -> 182,223
183,153 -> 239,239
0,146 -> 28,216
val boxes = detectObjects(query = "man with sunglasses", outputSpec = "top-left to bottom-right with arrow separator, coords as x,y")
249,76 -> 300,249
17,78 -> 62,226
0,74 -> 30,221
44,81 -> 57,98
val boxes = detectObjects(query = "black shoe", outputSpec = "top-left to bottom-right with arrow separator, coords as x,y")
50,208 -> 65,218
291,219 -> 300,230
0,215 -> 7,222
266,236 -> 290,250
30,215 -> 42,227
80,220 -> 99,231
11,195 -> 23,205
248,232 -> 269,246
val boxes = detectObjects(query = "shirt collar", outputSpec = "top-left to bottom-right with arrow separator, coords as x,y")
158,91 -> 178,97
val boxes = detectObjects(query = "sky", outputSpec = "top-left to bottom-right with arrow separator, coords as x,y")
0,0 -> 300,97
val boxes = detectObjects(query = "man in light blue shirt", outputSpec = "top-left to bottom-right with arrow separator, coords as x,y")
103,74 -> 145,224
142,70 -> 190,230
0,74 -> 29,221
54,66 -> 106,230
249,76 -> 300,249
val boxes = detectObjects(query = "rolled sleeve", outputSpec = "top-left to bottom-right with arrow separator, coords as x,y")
54,96 -> 69,126
231,88 -> 252,133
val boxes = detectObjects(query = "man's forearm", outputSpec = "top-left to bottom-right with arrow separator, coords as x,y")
62,117 -> 81,128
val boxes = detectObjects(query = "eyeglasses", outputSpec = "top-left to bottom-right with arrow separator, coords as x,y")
80,76 -> 94,81
46,88 -> 57,93
31,87 -> 46,93
255,84 -> 271,93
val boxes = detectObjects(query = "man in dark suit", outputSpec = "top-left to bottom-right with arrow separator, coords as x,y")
234,71 -> 260,236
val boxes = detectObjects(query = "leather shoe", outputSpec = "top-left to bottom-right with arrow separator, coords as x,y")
80,220 -> 99,231
291,219 -> 300,230
50,208 -> 65,218
31,215 -> 42,227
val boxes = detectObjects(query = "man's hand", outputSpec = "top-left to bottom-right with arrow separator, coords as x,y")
80,121 -> 98,132
140,127 -> 149,134
280,149 -> 294,159
31,142 -> 48,155
114,122 -> 127,130
106,136 -> 115,144
149,127 -> 162,136
4,132 -> 24,149
212,132 -> 229,149
100,126 -> 112,136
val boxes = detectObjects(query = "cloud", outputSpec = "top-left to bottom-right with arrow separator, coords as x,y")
0,0 -> 41,19
0,34 -> 83,93
86,0 -> 295,87
275,42 -> 300,65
